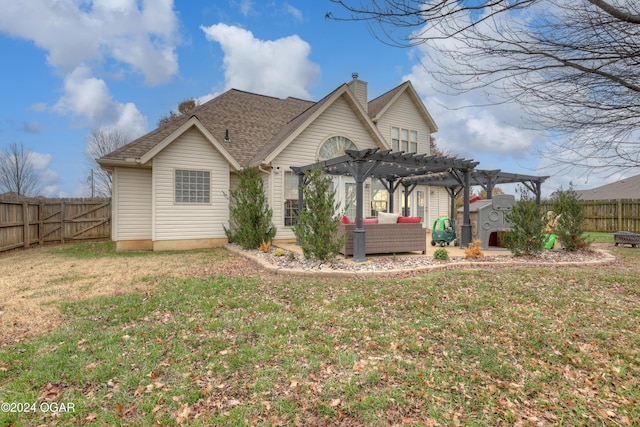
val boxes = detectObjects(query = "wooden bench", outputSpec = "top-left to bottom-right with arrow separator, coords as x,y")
338,223 -> 426,256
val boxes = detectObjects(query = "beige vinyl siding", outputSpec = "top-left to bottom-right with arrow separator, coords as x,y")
113,167 -> 152,240
375,91 -> 442,222
374,92 -> 432,155
427,187 -> 450,228
153,127 -> 229,241
272,96 -> 382,239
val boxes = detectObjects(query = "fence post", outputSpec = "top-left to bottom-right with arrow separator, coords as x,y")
39,201 -> 44,245
23,202 -> 30,248
60,200 -> 65,243
617,199 -> 622,231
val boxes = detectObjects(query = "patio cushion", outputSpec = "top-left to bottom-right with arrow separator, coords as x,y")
363,217 -> 379,224
378,212 -> 400,224
398,216 -> 422,223
340,215 -> 351,224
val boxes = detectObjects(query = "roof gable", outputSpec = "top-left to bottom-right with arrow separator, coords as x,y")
257,84 -> 389,165
140,117 -> 242,171
368,81 -> 438,132
98,79 -> 434,169
99,89 -> 314,167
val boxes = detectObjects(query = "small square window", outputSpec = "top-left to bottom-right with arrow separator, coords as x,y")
175,170 -> 210,203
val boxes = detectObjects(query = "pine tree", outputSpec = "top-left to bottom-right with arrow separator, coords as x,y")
293,168 -> 345,262
224,168 -> 275,249
503,187 -> 545,256
551,186 -> 587,251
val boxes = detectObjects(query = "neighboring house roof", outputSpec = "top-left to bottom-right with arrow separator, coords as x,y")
98,80 -> 435,169
574,173 -> 640,200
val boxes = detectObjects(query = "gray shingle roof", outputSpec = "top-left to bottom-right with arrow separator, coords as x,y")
101,89 -> 314,167
99,81 -> 413,168
574,173 -> 640,200
368,82 -> 406,120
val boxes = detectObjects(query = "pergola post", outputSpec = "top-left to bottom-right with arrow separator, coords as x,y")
461,168 -> 472,248
403,183 -> 410,216
295,172 -> 305,246
382,177 -> 400,213
522,180 -> 544,205
485,175 -> 494,199
446,186 -> 462,223
352,162 -> 366,262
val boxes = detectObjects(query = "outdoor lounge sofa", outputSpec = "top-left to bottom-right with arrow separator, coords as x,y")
338,212 -> 426,256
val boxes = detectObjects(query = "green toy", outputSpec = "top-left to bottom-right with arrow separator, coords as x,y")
431,217 -> 457,247
543,233 -> 556,249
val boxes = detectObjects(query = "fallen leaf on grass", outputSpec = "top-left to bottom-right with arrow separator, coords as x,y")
175,403 -> 191,424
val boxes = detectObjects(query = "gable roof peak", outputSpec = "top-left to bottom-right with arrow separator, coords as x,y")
368,80 -> 437,132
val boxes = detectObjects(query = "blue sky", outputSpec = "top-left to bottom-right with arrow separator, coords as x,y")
0,0 -> 609,197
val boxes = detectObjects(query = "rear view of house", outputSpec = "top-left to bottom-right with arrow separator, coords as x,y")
98,75 -> 449,250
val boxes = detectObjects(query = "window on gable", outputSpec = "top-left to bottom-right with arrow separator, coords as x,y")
392,127 -> 418,153
391,127 -> 399,152
410,130 -> 418,153
318,136 -> 357,161
401,128 -> 409,152
175,170 -> 210,203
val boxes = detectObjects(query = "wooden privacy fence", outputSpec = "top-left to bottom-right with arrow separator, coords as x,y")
0,198 -> 111,252
540,199 -> 640,233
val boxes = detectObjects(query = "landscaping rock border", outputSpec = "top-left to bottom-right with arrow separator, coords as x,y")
224,244 -> 616,278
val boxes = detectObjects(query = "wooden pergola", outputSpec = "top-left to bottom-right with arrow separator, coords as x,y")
291,148 -> 478,262
292,148 -> 550,262
403,169 -> 549,225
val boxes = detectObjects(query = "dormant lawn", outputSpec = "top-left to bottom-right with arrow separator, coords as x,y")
0,238 -> 638,426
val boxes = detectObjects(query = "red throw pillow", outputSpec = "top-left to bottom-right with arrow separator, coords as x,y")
363,217 -> 379,224
398,216 -> 422,223
340,215 -> 351,224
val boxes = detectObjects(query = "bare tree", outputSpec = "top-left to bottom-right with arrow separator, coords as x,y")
157,99 -> 199,127
86,129 -> 130,197
0,142 -> 40,197
330,0 -> 640,172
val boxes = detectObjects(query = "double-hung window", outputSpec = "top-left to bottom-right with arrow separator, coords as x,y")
284,171 -> 299,226
392,127 -> 418,153
175,170 -> 210,203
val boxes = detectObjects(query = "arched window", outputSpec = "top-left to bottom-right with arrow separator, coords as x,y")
318,136 -> 357,161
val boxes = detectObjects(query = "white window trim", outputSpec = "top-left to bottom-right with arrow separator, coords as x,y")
174,168 -> 212,205
392,127 -> 418,153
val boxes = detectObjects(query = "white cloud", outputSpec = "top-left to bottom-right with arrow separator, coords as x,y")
201,23 -> 320,99
29,152 -> 61,197
0,0 -> 178,138
407,65 -> 537,159
28,103 -> 47,113
53,65 -> 147,138
0,0 -> 179,85
237,0 -> 254,17
285,4 -> 304,21
23,121 -> 42,134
